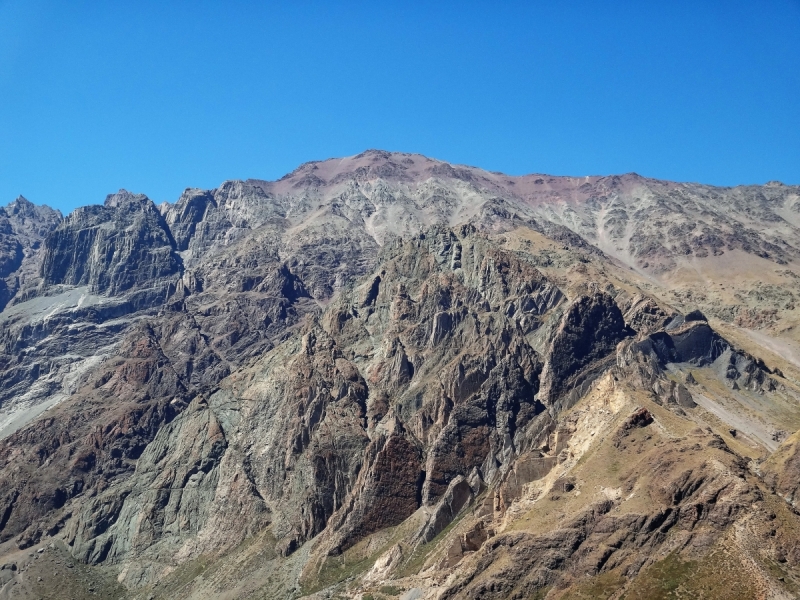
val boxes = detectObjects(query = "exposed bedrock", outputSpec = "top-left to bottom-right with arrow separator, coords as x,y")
27,225 -> 568,576
5,219 -> 778,585
439,414 -> 772,600
0,321 -> 192,549
0,153 -> 797,597
0,196 -> 61,311
40,191 -> 181,306
539,291 -> 632,411
622,313 -> 781,396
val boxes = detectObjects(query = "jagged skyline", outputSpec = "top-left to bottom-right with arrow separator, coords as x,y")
1,3 -> 799,212
0,150 -> 798,596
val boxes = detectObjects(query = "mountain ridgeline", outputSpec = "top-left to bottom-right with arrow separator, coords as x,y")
0,150 -> 799,599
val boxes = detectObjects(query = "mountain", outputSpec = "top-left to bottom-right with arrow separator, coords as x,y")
0,150 -> 798,599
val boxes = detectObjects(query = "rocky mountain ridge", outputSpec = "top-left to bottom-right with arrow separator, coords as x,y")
0,150 -> 798,598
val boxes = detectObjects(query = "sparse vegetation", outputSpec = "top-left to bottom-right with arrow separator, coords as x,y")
623,548 -> 758,599
396,510 -> 467,578
561,571 -> 626,599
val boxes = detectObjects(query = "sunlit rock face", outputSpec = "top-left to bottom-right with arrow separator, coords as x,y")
0,151 -> 798,598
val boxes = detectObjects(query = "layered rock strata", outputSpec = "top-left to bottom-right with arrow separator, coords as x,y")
0,151 -> 798,599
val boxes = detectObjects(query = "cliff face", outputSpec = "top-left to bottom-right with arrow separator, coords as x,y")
0,151 -> 799,599
0,196 -> 61,310
40,191 -> 181,304
49,226 -> 564,571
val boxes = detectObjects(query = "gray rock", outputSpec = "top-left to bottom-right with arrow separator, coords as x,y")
0,151 -> 796,595
539,292 -> 631,408
40,190 -> 181,304
419,476 -> 475,543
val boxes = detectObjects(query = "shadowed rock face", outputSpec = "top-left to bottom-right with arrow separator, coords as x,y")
330,432 -> 423,550
0,152 -> 799,598
0,197 -> 61,310
539,292 -> 631,408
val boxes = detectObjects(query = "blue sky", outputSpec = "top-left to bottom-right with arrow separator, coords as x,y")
0,1 -> 798,213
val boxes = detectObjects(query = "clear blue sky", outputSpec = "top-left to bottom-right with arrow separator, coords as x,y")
1,1 -> 798,213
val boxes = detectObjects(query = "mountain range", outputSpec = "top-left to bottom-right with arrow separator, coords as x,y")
0,150 -> 799,599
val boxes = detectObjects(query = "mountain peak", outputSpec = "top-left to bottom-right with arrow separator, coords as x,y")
104,189 -> 150,207
4,195 -> 62,220
0,153 -> 798,599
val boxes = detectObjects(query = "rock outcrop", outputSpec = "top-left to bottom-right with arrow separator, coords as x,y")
0,151 -> 798,599
56,225 -> 564,578
539,292 -> 631,409
0,196 -> 61,310
40,190 -> 181,306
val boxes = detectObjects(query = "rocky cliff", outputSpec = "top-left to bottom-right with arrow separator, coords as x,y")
0,151 -> 798,599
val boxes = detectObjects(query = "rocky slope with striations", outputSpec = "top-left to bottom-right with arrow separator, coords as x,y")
0,150 -> 798,599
